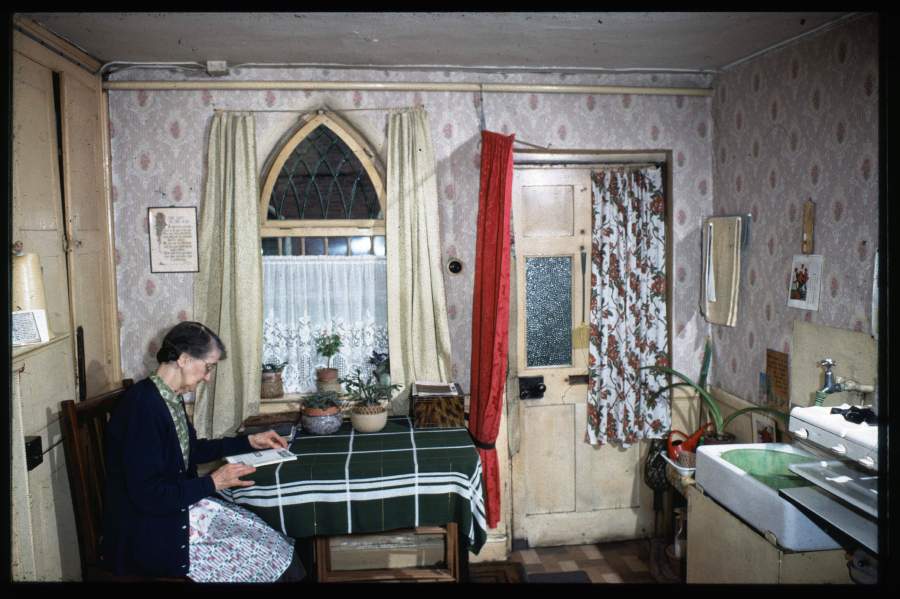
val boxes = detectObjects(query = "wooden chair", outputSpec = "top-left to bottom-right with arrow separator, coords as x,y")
60,380 -> 187,582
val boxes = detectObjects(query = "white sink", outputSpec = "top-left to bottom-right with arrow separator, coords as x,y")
695,443 -> 841,551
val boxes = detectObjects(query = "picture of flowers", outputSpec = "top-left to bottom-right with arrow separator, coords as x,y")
787,254 -> 823,311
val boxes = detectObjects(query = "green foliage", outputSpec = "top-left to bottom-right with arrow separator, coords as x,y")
314,333 -> 342,367
339,368 -> 402,407
642,337 -> 787,436
303,390 -> 342,411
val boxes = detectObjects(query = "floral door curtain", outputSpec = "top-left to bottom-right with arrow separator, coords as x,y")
587,167 -> 669,448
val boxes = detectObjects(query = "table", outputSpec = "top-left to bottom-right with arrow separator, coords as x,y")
220,416 -> 488,553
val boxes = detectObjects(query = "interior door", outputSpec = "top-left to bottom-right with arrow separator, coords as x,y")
509,166 -> 653,548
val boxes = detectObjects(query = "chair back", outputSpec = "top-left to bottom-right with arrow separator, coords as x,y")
60,381 -> 131,580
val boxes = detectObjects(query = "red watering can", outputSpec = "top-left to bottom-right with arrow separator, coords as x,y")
667,422 -> 715,460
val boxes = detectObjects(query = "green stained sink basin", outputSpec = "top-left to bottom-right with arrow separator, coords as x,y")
720,448 -> 815,491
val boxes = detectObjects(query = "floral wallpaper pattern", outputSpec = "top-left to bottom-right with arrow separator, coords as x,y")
109,67 -> 715,390
709,14 -> 879,405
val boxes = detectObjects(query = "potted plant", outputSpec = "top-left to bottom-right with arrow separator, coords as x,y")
314,332 -> 343,393
261,361 -> 288,399
300,390 -> 344,435
643,338 -> 788,458
340,368 -> 402,433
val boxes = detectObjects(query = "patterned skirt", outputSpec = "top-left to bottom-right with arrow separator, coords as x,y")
187,496 -> 294,582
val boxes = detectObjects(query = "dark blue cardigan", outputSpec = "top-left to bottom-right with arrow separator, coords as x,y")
100,378 -> 252,577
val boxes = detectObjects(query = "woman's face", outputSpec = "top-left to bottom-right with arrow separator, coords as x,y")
179,347 -> 221,393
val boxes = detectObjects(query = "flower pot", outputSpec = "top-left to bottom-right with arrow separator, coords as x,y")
301,406 -> 343,435
261,371 -> 285,399
316,368 -> 342,393
701,431 -> 736,446
350,405 -> 387,433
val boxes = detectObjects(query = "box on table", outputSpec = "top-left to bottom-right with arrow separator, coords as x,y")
410,382 -> 465,428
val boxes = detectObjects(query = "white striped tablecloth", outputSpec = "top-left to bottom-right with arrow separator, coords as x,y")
219,417 -> 488,553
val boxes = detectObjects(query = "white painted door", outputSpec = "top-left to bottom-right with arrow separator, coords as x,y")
508,166 -> 653,548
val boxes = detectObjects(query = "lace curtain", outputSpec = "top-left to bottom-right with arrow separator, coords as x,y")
262,255 -> 388,394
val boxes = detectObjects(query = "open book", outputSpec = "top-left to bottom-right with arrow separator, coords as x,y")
226,448 -> 297,468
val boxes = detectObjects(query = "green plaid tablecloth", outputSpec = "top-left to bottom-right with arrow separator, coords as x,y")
220,417 -> 488,553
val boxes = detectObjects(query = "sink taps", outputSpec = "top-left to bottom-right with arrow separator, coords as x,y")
816,358 -> 876,406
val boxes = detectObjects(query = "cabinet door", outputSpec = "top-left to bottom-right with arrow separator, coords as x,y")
12,51 -> 71,337
60,73 -> 120,395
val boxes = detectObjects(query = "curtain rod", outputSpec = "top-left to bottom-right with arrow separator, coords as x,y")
104,80 -> 712,97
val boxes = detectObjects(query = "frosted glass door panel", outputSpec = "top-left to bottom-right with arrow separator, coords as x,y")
525,256 -> 572,367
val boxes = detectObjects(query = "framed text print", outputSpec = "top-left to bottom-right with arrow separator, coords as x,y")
148,206 -> 199,273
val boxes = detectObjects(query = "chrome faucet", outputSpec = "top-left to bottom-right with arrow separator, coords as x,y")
816,358 -> 876,406
817,359 -> 841,394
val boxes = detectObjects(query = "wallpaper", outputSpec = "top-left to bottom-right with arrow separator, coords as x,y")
709,14 -> 879,405
108,66 -> 715,391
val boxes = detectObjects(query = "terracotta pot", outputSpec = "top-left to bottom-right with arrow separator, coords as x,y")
350,404 -> 387,433
301,405 -> 343,435
316,367 -> 338,382
260,371 -> 284,399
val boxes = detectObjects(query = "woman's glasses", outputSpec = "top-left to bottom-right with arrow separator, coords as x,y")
196,358 -> 217,374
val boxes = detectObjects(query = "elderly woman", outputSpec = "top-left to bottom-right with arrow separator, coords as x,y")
100,321 -> 303,582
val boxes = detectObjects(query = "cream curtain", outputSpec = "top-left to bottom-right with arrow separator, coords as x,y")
386,107 -> 453,414
193,112 -> 262,438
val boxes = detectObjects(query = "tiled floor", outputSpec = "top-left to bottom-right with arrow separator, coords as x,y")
508,539 -> 659,583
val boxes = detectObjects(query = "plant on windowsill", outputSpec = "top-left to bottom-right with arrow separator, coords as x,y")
339,368 -> 402,433
314,332 -> 343,393
368,350 -> 391,386
261,361 -> 288,399
300,390 -> 344,435
642,337 -> 788,460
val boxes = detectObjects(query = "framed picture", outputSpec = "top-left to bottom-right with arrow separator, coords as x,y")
787,254 -> 823,311
751,412 -> 778,444
12,309 -> 50,346
148,206 -> 199,273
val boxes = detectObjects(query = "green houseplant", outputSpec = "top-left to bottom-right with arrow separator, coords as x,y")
313,332 -> 343,392
339,368 -> 402,433
260,361 -> 288,399
643,338 -> 788,452
300,390 -> 344,435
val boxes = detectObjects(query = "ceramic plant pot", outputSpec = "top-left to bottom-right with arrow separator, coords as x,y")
301,406 -> 343,435
315,368 -> 342,393
260,371 -> 285,399
350,405 -> 388,433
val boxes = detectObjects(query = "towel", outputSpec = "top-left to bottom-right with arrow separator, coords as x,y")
702,216 -> 742,326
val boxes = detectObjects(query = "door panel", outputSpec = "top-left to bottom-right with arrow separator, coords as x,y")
12,52 -> 71,337
510,166 -> 652,548
60,73 -> 118,394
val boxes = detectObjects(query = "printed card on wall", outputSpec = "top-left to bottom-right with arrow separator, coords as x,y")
766,349 -> 789,413
148,206 -> 199,273
787,254 -> 823,311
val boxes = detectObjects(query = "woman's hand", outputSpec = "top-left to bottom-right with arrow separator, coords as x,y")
211,463 -> 257,491
248,429 -> 288,450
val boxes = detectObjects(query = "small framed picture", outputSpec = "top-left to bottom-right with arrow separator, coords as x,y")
787,254 -> 823,311
148,206 -> 199,273
752,412 -> 778,443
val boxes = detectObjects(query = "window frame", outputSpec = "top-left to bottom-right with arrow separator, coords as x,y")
259,110 -> 386,241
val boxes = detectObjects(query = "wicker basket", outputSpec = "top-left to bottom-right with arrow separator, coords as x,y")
677,450 -> 696,469
260,371 -> 285,399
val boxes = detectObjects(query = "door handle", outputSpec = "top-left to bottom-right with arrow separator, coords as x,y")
519,376 -> 545,400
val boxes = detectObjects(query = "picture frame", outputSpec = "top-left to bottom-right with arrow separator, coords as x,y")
12,309 -> 50,346
751,412 -> 778,444
787,254 -> 823,311
148,206 -> 199,273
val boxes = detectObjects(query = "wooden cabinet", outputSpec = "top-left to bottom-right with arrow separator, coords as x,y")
686,485 -> 850,584
11,20 -> 118,581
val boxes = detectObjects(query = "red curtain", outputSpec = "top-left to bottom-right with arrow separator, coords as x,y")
468,130 -> 515,528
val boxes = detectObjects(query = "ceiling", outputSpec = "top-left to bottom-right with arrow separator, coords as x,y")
20,12 -> 856,75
